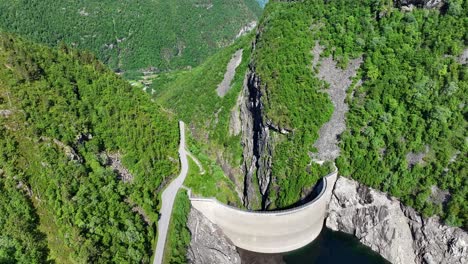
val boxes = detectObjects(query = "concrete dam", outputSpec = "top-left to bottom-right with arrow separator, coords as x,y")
189,170 -> 338,253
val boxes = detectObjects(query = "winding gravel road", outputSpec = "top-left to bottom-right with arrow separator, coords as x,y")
153,121 -> 188,264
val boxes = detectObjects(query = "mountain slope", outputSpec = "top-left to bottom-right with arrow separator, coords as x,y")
250,0 -> 467,225
151,0 -> 467,228
0,0 -> 261,75
0,33 -> 179,263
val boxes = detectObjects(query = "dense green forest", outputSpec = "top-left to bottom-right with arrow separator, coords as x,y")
317,0 -> 467,228
0,33 -> 179,262
254,0 -> 467,226
0,0 -> 261,76
0,177 -> 49,263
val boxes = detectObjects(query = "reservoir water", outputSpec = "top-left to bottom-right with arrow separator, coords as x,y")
283,228 -> 390,264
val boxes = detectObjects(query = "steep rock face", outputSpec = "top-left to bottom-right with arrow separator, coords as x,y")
187,208 -> 241,264
327,176 -> 468,264
240,70 -> 273,209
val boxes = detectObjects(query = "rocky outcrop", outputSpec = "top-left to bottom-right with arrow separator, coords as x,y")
217,49 -> 243,97
0,109 -> 12,118
187,208 -> 241,264
312,43 -> 362,161
236,21 -> 258,39
105,152 -> 134,183
229,91 -> 243,136
459,48 -> 468,65
396,0 -> 445,9
40,137 -> 83,163
327,176 -> 468,264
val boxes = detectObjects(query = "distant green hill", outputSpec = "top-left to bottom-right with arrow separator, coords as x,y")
0,0 -> 261,76
0,33 -> 179,263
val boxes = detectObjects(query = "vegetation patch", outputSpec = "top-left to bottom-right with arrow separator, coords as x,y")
184,137 -> 242,206
162,190 -> 191,264
152,36 -> 254,202
253,1 -> 335,208
0,177 -> 49,263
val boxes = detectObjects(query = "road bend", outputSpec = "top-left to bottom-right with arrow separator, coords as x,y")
153,121 -> 188,264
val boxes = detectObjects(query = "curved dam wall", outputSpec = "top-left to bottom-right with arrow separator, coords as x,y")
189,171 -> 338,253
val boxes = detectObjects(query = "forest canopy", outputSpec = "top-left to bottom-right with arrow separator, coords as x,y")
0,0 -> 261,75
0,33 -> 179,263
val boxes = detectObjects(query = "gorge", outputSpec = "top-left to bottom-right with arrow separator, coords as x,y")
179,1 -> 467,263
2,0 -> 465,263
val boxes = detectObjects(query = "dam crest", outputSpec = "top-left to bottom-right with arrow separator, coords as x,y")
188,170 -> 338,253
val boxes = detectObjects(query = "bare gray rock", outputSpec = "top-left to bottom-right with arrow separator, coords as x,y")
240,70 -> 274,209
327,176 -> 468,264
313,43 -> 362,161
187,208 -> 241,264
459,49 -> 468,65
106,152 -> 134,183
397,0 -> 445,9
236,21 -> 257,39
0,109 -> 12,118
429,185 -> 450,205
403,206 -> 468,264
217,49 -> 243,97
405,145 -> 429,168
229,87 -> 244,136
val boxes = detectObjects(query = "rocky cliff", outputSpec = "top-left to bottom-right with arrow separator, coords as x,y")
239,69 -> 274,210
187,208 -> 241,264
327,176 -> 468,264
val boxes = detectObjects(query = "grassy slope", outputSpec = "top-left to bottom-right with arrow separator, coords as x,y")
150,36 -> 254,204
162,190 -> 191,264
0,0 -> 261,74
185,137 -> 242,206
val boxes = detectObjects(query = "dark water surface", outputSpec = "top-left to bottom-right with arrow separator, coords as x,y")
283,228 -> 390,264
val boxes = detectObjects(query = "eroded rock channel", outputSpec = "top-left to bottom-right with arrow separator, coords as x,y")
240,69 -> 274,210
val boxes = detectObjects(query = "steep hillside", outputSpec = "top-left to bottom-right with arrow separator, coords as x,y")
252,0 -> 467,225
0,0 -> 261,75
151,36 -> 253,206
0,33 -> 179,263
152,0 -> 467,228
